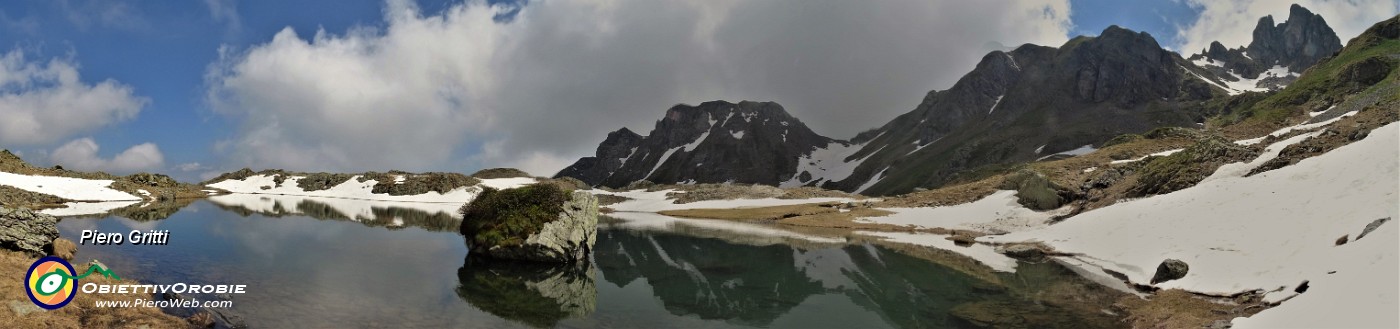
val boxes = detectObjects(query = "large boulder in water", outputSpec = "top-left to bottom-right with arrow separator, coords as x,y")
0,206 -> 60,257
459,183 -> 598,263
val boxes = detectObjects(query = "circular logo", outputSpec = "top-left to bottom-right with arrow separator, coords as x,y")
25,256 -> 77,310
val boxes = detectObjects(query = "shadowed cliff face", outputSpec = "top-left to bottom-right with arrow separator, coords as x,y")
820,25 -> 1214,195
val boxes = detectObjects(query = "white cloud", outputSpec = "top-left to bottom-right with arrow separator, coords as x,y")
50,138 -> 165,174
175,162 -> 207,172
0,50 -> 148,147
203,0 -> 242,34
207,0 -> 1072,174
56,0 -> 149,32
1174,0 -> 1399,54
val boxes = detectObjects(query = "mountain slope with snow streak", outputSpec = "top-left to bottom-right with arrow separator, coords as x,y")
985,122 -> 1399,327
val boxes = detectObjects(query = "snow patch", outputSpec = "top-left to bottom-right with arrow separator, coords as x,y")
780,139 -> 884,188
857,231 -> 1019,272
206,174 -> 490,203
479,177 -> 537,190
0,172 -> 139,201
39,201 -> 141,217
1110,148 -> 1184,165
1236,110 -> 1357,145
853,168 -> 888,194
646,147 -> 683,180
857,190 -> 1064,234
1036,144 -> 1097,161
593,189 -> 854,213
984,122 -> 1400,311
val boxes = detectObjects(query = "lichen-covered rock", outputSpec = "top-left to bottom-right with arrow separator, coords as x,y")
999,169 -> 1071,211
460,184 -> 598,263
1151,259 -> 1190,284
0,207 -> 60,257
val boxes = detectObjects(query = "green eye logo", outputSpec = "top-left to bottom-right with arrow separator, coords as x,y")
24,257 -> 121,310
25,257 -> 76,309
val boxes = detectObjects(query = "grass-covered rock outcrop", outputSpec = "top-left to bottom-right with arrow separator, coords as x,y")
459,183 -> 598,263
362,172 -> 480,196
999,169 -> 1073,211
1130,136 -> 1260,196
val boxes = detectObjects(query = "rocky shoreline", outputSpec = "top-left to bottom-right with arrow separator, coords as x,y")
0,206 -> 199,327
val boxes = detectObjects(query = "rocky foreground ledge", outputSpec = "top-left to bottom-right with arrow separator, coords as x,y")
0,206 -> 197,327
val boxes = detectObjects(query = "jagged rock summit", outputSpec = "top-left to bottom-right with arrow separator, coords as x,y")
1187,4 -> 1342,92
556,100 -> 832,188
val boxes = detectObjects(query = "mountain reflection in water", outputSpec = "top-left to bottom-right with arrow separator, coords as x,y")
58,200 -> 1128,328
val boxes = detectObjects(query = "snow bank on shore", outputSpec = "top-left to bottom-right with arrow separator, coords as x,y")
207,174 -> 535,203
0,172 -> 139,201
38,201 -> 142,217
605,211 -> 844,244
986,122 -> 1399,327
208,193 -> 464,220
855,190 -> 1066,233
595,189 -> 854,212
856,231 -> 1019,272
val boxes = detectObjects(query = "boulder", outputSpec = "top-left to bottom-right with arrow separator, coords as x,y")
0,207 -> 60,257
1000,244 -> 1046,261
948,235 -> 976,246
1150,259 -> 1190,284
460,184 -> 598,263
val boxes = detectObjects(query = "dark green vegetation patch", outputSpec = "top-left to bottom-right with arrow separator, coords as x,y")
1130,136 -> 1259,196
296,173 -> 356,192
362,172 -> 481,196
471,168 -> 533,179
460,184 -> 570,248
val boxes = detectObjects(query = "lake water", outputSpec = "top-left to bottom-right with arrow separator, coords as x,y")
55,196 -> 1128,328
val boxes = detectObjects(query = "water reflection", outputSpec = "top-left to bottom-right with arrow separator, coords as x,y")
456,256 -> 597,328
592,226 -> 1127,328
54,200 -> 1128,328
206,193 -> 464,232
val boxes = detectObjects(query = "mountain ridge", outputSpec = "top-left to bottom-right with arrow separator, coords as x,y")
557,5 -> 1361,197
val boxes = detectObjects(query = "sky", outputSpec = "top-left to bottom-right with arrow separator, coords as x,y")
0,0 -> 1394,181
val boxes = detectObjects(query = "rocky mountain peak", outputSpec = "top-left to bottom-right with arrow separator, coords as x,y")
1247,4 -> 1342,72
1060,25 -> 1183,105
1185,4 -> 1342,94
555,100 -> 833,188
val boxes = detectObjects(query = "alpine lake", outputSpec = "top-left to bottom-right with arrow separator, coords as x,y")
54,195 -> 1132,328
